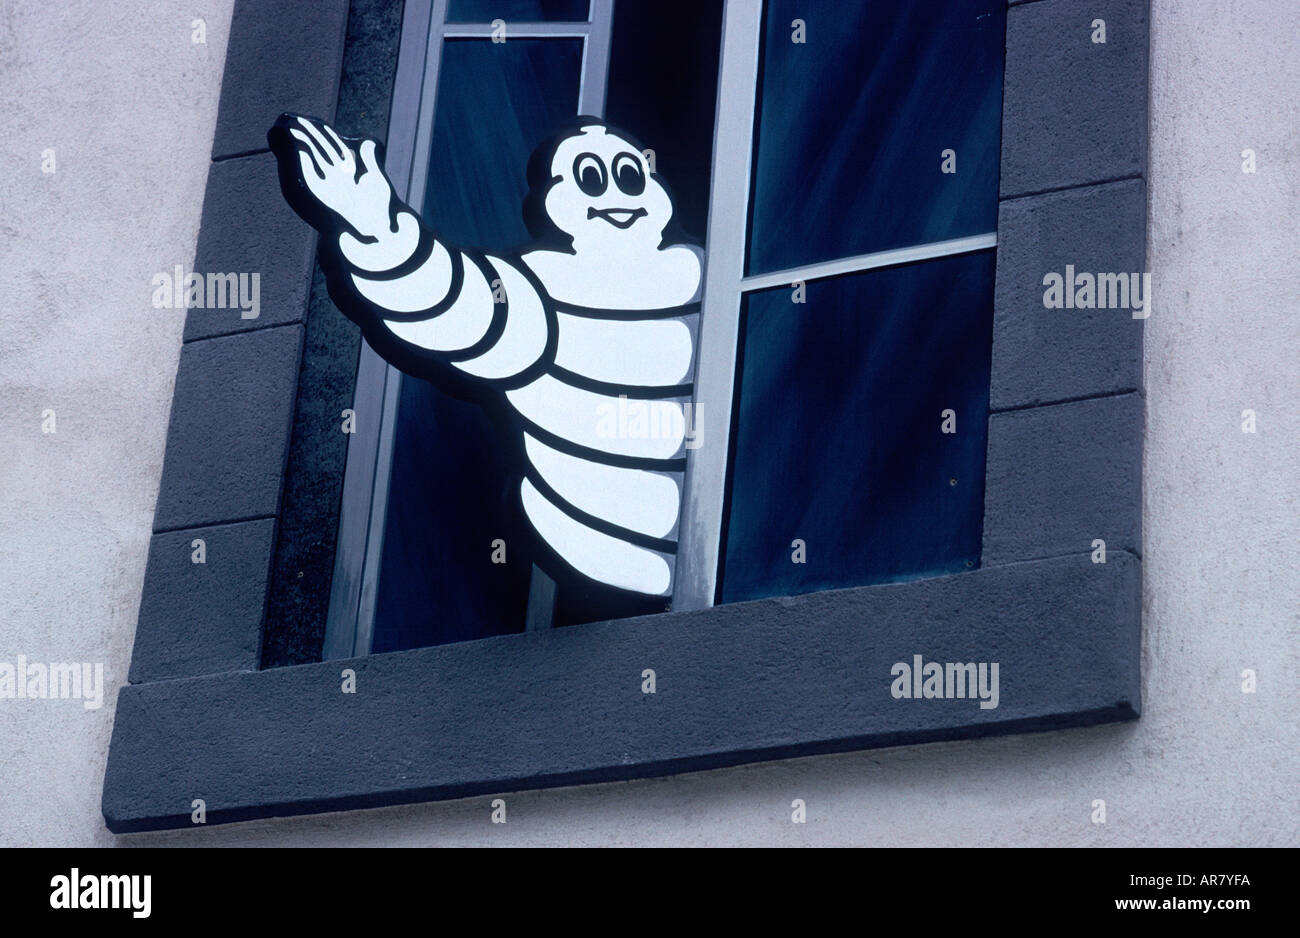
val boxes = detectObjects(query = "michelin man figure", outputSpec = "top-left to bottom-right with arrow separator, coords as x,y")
268,114 -> 702,601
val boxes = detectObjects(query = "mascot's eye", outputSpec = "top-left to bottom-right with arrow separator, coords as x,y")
573,153 -> 607,196
612,152 -> 646,196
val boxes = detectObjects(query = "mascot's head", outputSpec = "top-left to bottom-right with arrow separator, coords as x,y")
524,120 -> 674,254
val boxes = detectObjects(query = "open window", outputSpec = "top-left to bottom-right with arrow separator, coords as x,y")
679,0 -> 1004,608
322,0 -> 728,656
319,0 -> 1005,655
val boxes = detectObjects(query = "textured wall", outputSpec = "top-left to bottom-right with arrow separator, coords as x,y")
1,0 -> 1296,847
0,1 -> 234,847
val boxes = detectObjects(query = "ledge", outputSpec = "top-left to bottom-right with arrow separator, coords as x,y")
103,551 -> 1140,832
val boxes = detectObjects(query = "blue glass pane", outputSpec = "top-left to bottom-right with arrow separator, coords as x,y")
746,0 -> 1005,274
423,38 -> 583,250
604,0 -> 724,244
372,38 -> 582,653
447,0 -> 589,22
372,384 -> 535,653
719,250 -> 996,604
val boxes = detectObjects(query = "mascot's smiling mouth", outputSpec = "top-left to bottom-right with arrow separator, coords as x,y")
588,207 -> 647,229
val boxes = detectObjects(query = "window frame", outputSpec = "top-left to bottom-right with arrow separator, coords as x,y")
105,0 -> 1150,833
677,1 -> 1001,608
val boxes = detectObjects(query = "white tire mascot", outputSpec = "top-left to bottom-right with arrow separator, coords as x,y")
268,114 -> 702,604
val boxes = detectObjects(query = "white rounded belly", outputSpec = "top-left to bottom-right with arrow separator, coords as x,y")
507,308 -> 696,597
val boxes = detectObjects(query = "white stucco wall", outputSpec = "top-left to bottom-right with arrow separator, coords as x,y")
0,0 -> 1294,848
0,1 -> 235,847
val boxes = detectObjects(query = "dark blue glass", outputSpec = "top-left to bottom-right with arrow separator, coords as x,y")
746,0 -> 1006,274
372,39 -> 582,652
447,0 -> 589,22
718,250 -> 996,604
422,38 -> 583,251
603,0 -> 724,244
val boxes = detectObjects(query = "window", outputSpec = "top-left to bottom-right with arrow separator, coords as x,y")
324,0 -> 726,656
105,0 -> 1146,832
323,0 -> 1004,655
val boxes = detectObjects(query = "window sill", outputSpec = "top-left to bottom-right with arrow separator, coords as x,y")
103,551 -> 1138,833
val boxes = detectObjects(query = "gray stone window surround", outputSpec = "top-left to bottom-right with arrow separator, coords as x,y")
102,0 -> 1149,833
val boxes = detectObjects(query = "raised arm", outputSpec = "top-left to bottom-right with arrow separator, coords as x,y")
267,113 -> 551,389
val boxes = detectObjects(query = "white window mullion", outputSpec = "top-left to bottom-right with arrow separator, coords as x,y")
672,0 -> 763,612
579,0 -> 615,116
741,232 -> 998,293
